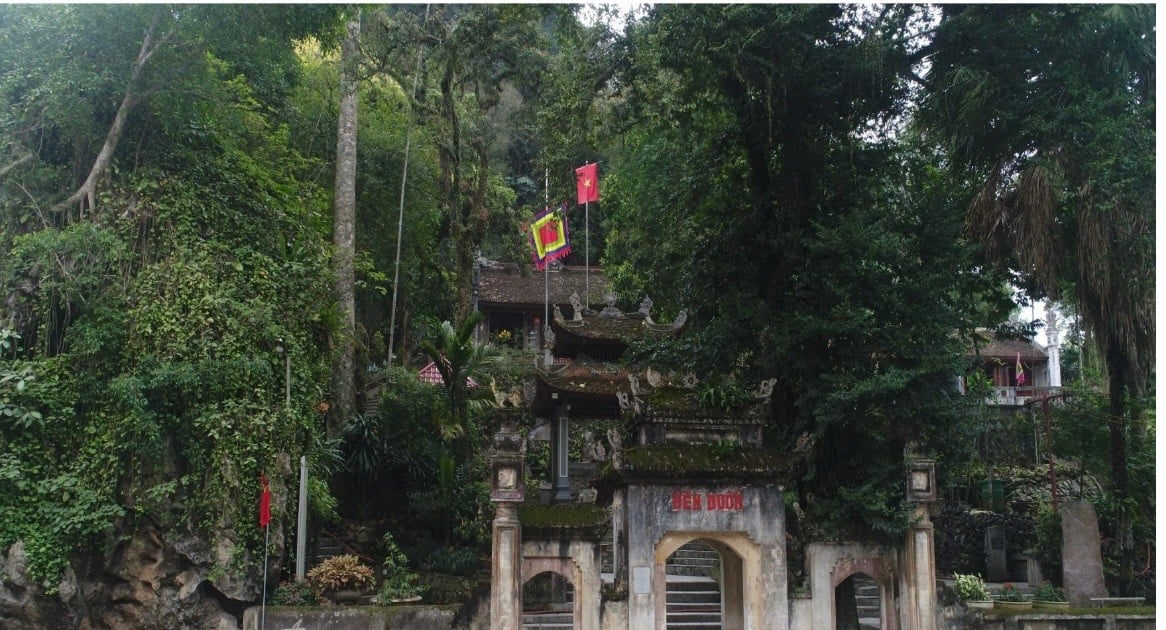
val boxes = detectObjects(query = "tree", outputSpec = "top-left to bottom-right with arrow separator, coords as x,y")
603,5 -> 1003,540
0,5 -> 337,224
916,4 -> 1154,593
368,6 -> 546,319
419,311 -> 496,444
330,10 -> 360,436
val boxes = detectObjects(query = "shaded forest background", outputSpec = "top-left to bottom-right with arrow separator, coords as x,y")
0,3 -> 1153,603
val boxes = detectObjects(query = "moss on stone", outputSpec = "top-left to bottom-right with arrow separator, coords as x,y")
619,444 -> 796,481
517,502 -> 609,530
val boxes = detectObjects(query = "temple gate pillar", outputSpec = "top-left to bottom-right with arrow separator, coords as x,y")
902,458 -> 938,630
490,421 -> 526,630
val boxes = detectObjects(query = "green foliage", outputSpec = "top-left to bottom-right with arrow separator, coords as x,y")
307,477 -> 340,525
695,378 -> 749,411
417,546 -> 479,577
1032,582 -> 1066,603
271,579 -> 318,606
953,573 -> 989,601
376,532 -> 421,602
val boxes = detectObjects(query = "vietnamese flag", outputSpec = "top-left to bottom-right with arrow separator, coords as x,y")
575,163 -> 599,204
259,474 -> 271,528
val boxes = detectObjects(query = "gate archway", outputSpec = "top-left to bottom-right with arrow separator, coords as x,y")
522,570 -> 575,629
655,533 -> 756,630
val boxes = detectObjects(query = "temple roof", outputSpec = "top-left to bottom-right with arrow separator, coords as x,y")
549,297 -> 686,360
972,332 -> 1048,361
477,260 -> 608,309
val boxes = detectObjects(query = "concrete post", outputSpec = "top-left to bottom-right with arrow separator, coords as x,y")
551,404 -> 571,502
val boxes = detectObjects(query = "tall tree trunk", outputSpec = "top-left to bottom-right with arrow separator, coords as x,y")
329,10 -> 360,437
53,7 -> 165,219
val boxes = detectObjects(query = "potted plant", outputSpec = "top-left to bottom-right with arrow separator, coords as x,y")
1032,582 -> 1069,609
376,533 -> 422,604
306,554 -> 375,604
953,573 -> 994,609
995,583 -> 1032,610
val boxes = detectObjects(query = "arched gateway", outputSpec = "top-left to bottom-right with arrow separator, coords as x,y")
485,289 -> 938,630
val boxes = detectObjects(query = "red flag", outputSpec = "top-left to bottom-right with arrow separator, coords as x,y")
1015,352 -> 1026,386
575,163 -> 599,204
259,474 -> 271,528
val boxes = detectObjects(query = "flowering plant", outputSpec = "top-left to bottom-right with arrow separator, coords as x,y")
997,583 -> 1028,602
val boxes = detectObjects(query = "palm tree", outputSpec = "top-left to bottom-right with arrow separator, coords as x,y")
419,311 -> 497,442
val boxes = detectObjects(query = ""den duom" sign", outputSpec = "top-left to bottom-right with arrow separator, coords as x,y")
670,489 -> 744,512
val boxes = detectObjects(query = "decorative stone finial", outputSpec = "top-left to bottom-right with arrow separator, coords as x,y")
627,374 -> 640,396
569,292 -> 584,321
753,377 -> 777,400
645,367 -> 662,388
638,296 -> 654,323
616,391 -> 631,411
599,292 -> 622,318
670,308 -> 688,330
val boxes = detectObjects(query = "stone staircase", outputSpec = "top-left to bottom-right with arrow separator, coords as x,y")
666,541 -> 722,630
853,575 -> 881,629
523,604 -> 573,630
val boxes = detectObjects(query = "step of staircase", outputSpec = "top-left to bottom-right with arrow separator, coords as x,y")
666,572 -> 721,630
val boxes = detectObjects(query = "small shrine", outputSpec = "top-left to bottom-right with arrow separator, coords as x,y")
488,294 -> 939,630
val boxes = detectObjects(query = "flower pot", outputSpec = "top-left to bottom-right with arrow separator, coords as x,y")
965,600 -> 995,610
995,600 -> 1032,611
1033,600 -> 1069,610
390,595 -> 422,604
328,589 -> 364,604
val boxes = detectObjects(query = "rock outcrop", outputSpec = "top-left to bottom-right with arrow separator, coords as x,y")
1,519 -> 277,629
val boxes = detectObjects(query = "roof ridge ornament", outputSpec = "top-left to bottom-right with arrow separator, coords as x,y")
639,296 -> 654,323
599,291 -> 622,318
645,367 -> 662,388
568,292 -> 585,321
753,377 -> 777,400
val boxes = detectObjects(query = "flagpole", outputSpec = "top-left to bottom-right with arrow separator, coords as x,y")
387,4 -> 430,368
584,200 -> 589,307
261,523 -> 269,630
544,168 -> 549,362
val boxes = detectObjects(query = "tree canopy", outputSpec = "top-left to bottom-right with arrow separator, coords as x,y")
0,3 -> 1153,604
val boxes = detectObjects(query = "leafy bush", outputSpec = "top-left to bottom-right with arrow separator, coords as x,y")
419,546 -> 479,577
377,533 -> 420,603
1032,582 -> 1066,602
271,579 -> 317,606
953,573 -> 989,601
306,555 -> 375,593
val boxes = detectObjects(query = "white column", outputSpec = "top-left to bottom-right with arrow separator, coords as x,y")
1045,308 -> 1062,387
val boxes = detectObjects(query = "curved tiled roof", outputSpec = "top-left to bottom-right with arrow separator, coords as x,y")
972,333 -> 1048,361
478,261 -> 608,309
